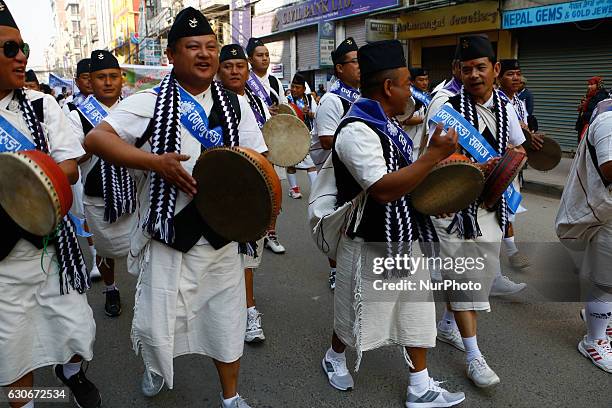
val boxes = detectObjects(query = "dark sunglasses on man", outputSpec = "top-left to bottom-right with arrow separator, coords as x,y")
0,40 -> 30,59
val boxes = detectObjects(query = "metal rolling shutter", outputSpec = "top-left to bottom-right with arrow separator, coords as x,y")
265,35 -> 291,81
344,17 -> 367,46
518,24 -> 612,151
297,26 -> 319,71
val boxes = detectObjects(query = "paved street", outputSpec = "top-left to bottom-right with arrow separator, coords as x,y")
33,175 -> 610,408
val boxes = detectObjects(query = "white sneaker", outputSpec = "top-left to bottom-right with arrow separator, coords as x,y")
466,356 -> 500,388
321,351 -> 354,391
508,252 -> 530,269
489,275 -> 526,297
141,365 -> 164,397
578,335 -> 612,373
580,308 -> 612,341
219,394 -> 252,408
405,377 -> 465,408
245,308 -> 265,343
289,186 -> 302,199
264,231 -> 285,254
436,320 -> 465,352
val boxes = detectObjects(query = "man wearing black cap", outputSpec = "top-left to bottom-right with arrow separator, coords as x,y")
68,50 -> 135,318
85,7 -> 266,407
425,34 -> 527,388
24,69 -> 39,91
222,43 -> 286,256
218,42 -> 272,344
286,72 -> 318,199
63,58 -> 93,114
321,39 -> 465,408
496,59 -> 536,274
0,2 -> 100,407
400,67 -> 430,160
246,37 -> 287,114
310,37 -> 360,290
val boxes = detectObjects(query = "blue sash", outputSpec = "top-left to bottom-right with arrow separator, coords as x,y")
247,96 -> 266,129
428,105 -> 522,212
247,72 -> 273,107
329,80 -> 360,104
77,95 -> 109,126
442,77 -> 461,95
154,85 -> 224,149
0,115 -> 36,153
411,86 -> 431,107
345,98 -> 413,164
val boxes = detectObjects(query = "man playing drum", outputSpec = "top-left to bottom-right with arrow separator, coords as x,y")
68,50 -> 135,317
321,39 -> 466,408
401,67 -> 430,161
245,37 -> 286,255
85,8 -> 266,407
286,72 -> 318,199
310,37 -> 360,289
0,3 -> 100,407
218,43 -> 271,344
424,35 -> 526,388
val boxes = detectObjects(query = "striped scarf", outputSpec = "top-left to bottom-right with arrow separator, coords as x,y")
143,72 -> 240,245
448,87 -> 510,239
15,89 -> 89,294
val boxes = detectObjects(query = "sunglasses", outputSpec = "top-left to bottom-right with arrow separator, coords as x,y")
339,58 -> 358,65
0,41 -> 30,59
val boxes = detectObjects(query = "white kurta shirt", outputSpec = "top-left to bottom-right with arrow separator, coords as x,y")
253,71 -> 287,105
311,91 -> 345,170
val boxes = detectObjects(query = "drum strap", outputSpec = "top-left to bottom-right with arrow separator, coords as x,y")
586,135 -> 611,188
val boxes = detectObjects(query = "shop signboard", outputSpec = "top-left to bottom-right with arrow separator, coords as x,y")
231,0 -> 255,46
397,1 -> 500,40
252,0 -> 400,37
319,20 -> 336,68
503,0 -> 612,29
366,18 -> 396,42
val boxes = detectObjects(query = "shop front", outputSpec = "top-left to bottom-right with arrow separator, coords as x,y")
397,1 -> 506,88
503,0 -> 612,151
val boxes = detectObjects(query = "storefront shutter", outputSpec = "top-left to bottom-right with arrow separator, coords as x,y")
297,26 -> 319,71
344,17 -> 367,46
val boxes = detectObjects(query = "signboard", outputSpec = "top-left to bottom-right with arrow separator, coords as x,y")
252,0 -> 400,37
366,18 -> 396,42
271,63 -> 284,79
49,73 -> 74,95
397,1 -> 500,40
319,21 -> 336,68
231,0 -> 255,46
503,0 -> 612,29
121,64 -> 171,96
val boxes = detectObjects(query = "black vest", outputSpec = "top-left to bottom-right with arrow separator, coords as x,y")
74,111 -> 105,198
332,118 -> 412,242
1,98 -> 49,261
269,75 -> 281,105
136,90 -> 242,253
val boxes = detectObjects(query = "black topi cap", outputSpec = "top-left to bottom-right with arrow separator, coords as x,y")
76,58 -> 91,77
409,67 -> 428,79
168,7 -> 215,45
358,40 -> 406,78
220,44 -> 247,63
246,37 -> 265,57
499,59 -> 520,75
457,34 -> 495,62
89,50 -> 120,72
25,69 -> 38,83
291,73 -> 306,87
332,37 -> 359,65
0,0 -> 18,29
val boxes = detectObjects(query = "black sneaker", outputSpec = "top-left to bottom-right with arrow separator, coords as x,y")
54,365 -> 101,408
104,289 -> 122,317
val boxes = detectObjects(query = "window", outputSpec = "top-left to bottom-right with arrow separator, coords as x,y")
72,21 -> 80,32
70,4 -> 79,15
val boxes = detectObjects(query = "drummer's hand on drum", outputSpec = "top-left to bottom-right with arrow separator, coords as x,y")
529,132 -> 544,150
269,104 -> 279,116
152,153 -> 197,197
475,157 -> 500,175
428,124 -> 458,162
